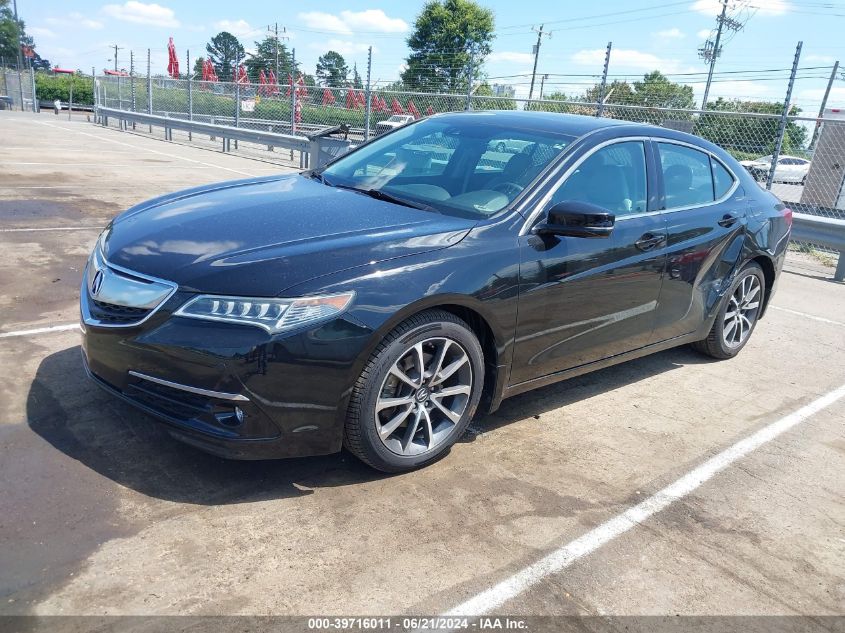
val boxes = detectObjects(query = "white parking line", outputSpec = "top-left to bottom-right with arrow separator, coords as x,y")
1,226 -> 103,233
441,382 -> 845,617
34,120 -> 260,178
0,323 -> 79,339
771,305 -> 845,327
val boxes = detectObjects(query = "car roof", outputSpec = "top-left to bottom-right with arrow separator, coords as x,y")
430,110 -> 636,137
427,110 -> 748,166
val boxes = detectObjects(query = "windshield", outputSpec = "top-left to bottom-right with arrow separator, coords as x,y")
321,117 -> 575,219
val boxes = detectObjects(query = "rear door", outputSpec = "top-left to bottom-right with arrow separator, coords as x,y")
649,140 -> 748,342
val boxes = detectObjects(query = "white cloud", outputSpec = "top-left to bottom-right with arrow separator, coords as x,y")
215,19 -> 253,38
298,11 -> 350,34
47,12 -> 104,29
697,28 -> 713,39
488,51 -> 535,64
806,54 -> 836,63
341,10 -> 407,33
798,86 -> 845,104
101,1 -> 179,28
655,28 -> 685,40
297,9 -> 407,35
309,39 -> 375,57
572,48 -> 689,74
691,0 -> 789,16
29,27 -> 56,39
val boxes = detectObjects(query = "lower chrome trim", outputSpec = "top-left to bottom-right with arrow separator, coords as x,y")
128,370 -> 250,402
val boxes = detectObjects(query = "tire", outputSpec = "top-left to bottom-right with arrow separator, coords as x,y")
344,310 -> 484,472
692,262 -> 765,360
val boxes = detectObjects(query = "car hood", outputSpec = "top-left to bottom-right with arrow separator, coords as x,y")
102,174 -> 474,296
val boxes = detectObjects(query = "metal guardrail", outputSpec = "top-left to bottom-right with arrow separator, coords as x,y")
97,106 -> 311,162
791,212 -> 845,281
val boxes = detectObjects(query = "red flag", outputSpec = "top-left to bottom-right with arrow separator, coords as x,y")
323,88 -> 336,106
407,100 -> 420,119
426,105 -> 435,116
268,70 -> 278,95
258,70 -> 267,96
391,97 -> 404,115
379,96 -> 388,112
297,75 -> 308,98
236,65 -> 249,85
370,93 -> 380,112
167,37 -> 179,78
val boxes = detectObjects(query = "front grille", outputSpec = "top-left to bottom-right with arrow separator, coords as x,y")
88,299 -> 152,325
126,377 -> 212,420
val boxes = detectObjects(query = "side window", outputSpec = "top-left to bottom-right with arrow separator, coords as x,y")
711,159 -> 735,199
550,141 -> 647,216
658,143 -> 714,209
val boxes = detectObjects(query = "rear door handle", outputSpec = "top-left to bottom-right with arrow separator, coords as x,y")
718,213 -> 739,228
635,232 -> 666,252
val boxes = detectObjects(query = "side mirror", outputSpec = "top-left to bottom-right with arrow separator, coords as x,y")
534,200 -> 615,238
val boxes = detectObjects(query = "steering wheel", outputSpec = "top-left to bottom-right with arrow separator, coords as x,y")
492,181 -> 525,198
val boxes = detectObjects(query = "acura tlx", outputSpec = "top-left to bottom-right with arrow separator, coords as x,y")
81,111 -> 791,472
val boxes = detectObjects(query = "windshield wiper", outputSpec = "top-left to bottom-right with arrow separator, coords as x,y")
334,184 -> 438,212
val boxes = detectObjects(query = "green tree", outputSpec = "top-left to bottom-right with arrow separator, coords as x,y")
401,0 -> 495,92
206,31 -> 244,82
315,50 -> 348,87
351,62 -> 363,89
697,98 -> 807,157
245,36 -> 297,81
193,55 -> 205,78
1,0 -> 49,69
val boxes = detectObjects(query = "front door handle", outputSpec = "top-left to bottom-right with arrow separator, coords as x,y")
635,232 -> 666,251
718,213 -> 739,228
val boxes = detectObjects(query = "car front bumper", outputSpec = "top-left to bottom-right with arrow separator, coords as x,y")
80,283 -> 373,460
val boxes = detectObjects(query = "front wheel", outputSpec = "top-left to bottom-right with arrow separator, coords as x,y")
693,262 -> 765,359
344,310 -> 485,472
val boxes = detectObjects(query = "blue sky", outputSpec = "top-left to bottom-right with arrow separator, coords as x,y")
20,0 -> 845,111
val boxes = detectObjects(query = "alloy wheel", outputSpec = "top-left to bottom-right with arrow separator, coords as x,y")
375,337 -> 473,456
723,274 -> 762,349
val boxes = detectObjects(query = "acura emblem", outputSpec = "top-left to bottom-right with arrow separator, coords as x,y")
91,270 -> 104,296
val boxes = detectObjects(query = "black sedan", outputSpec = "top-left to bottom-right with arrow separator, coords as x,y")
80,111 -> 792,472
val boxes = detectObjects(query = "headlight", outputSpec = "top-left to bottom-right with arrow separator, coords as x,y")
173,292 -> 355,333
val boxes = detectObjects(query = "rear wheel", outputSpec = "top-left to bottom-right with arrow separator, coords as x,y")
693,262 -> 765,359
344,310 -> 484,472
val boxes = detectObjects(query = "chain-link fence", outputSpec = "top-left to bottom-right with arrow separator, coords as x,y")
0,66 -> 37,112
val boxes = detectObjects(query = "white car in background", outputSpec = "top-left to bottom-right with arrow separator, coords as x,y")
740,154 -> 811,184
375,114 -> 416,136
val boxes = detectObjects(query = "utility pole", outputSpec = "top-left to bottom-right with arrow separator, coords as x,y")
539,74 -> 548,100
268,23 -> 289,81
110,44 -> 124,72
809,61 -> 840,151
699,0 -> 743,109
527,25 -> 551,102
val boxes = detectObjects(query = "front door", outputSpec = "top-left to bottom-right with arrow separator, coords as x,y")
510,140 -> 667,386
